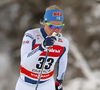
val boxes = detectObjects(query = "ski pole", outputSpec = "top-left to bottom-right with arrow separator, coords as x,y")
35,32 -> 57,90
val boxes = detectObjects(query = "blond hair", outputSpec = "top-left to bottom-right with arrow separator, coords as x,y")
46,5 -> 62,11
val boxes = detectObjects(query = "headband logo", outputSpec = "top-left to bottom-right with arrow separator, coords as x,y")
53,12 -> 62,17
56,17 -> 60,20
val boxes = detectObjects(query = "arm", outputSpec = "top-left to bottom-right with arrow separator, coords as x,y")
21,30 -> 56,67
55,39 -> 69,90
56,48 -> 68,80
20,30 -> 44,67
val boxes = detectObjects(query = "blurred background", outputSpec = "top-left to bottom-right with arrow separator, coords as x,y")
0,0 -> 100,90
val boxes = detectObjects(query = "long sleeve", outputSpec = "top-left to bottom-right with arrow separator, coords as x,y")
56,39 -> 69,80
20,30 -> 43,67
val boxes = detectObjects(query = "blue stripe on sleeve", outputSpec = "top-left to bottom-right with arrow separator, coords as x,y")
27,47 -> 39,58
32,39 -> 36,50
57,47 -> 66,79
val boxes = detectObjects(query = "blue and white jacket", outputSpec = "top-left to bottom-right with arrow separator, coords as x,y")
20,28 -> 69,84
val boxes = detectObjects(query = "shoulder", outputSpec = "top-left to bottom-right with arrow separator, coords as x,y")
58,33 -> 69,50
62,37 -> 69,51
24,28 -> 41,39
63,37 -> 69,47
25,28 -> 40,35
58,33 -> 69,46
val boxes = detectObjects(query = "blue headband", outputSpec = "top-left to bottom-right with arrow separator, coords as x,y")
43,10 -> 64,22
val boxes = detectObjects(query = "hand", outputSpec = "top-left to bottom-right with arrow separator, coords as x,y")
42,36 -> 57,49
55,79 -> 63,90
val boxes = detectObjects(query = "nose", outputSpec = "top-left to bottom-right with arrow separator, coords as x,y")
54,28 -> 59,31
53,28 -> 61,33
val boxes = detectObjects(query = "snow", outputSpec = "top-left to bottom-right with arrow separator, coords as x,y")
63,34 -> 100,90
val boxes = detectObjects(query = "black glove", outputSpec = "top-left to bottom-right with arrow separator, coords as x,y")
42,36 -> 56,49
55,79 -> 63,90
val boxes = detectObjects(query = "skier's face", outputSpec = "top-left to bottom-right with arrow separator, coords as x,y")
44,21 -> 63,36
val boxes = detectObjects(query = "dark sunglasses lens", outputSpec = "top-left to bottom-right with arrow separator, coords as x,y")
58,26 -> 63,29
48,24 -> 64,29
49,25 -> 57,29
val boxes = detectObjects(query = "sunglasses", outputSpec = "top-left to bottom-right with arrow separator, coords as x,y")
46,22 -> 65,29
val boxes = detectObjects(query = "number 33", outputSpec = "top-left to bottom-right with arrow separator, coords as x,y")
36,57 -> 54,69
